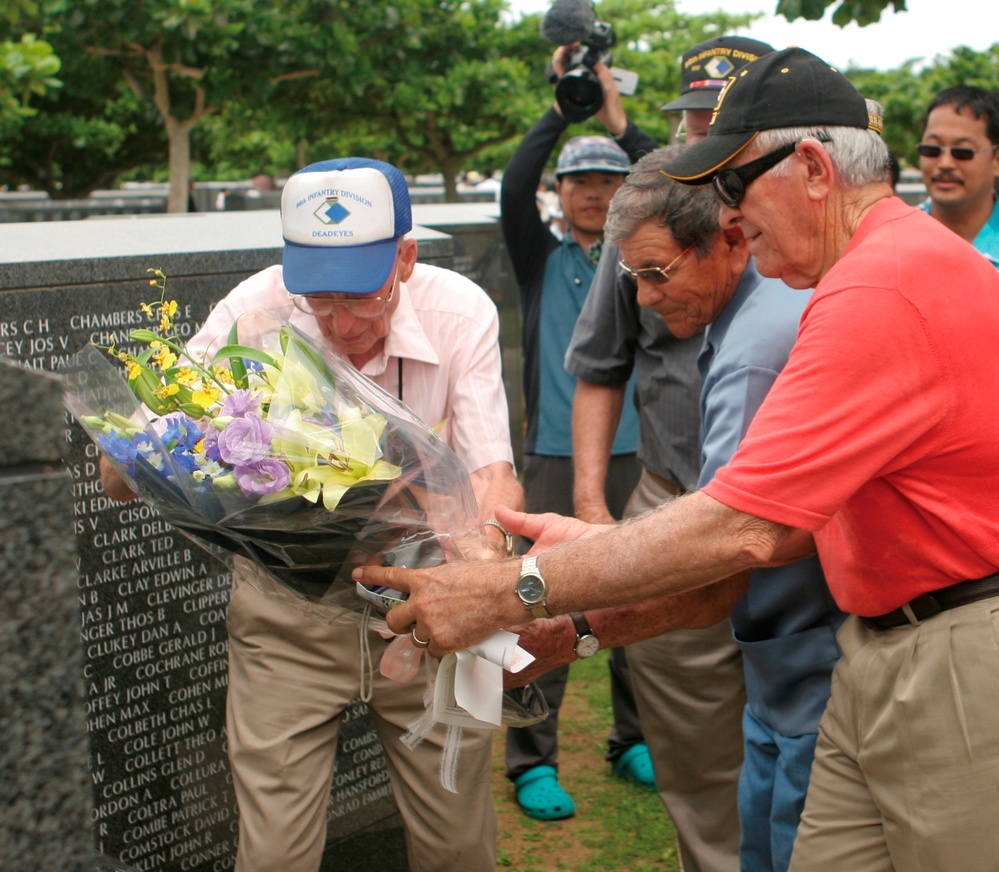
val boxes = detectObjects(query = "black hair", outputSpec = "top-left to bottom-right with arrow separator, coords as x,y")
925,85 -> 999,146
886,150 -> 901,190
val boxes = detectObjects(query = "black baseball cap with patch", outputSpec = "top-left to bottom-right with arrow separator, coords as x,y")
661,47 -> 878,184
661,36 -> 775,113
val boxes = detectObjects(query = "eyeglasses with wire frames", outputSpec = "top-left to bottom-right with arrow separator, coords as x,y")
619,241 -> 696,286
289,262 -> 401,319
713,133 -> 833,209
916,143 -> 999,161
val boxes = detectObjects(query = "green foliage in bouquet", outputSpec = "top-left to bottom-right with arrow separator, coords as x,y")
89,267 -> 403,512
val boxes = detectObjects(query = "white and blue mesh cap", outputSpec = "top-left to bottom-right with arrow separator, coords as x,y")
281,157 -> 413,295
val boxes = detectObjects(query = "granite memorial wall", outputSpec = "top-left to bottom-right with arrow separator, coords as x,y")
0,361 -> 97,872
0,210 -> 498,871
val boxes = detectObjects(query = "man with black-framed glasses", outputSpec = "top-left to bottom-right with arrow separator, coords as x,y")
918,84 -> 999,267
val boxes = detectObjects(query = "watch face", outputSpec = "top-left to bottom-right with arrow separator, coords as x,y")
517,574 -> 545,604
575,634 -> 600,658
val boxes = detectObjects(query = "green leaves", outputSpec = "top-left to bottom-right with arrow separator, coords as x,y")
6,0 -> 984,200
774,0 -> 909,25
212,344 -> 281,372
0,33 -> 62,126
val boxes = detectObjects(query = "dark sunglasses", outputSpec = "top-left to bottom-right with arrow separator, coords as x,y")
917,143 -> 999,161
713,133 -> 833,208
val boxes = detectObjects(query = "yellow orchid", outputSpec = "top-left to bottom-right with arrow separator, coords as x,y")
150,342 -> 178,370
275,406 -> 401,511
152,382 -> 180,399
192,383 -> 223,409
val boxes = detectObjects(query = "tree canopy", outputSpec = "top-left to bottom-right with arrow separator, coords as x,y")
2,0 -> 997,206
775,0 -> 906,26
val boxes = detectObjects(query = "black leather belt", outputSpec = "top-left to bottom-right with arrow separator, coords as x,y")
861,572 -> 999,630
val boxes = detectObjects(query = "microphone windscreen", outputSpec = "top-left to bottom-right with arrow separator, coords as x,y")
541,0 -> 595,46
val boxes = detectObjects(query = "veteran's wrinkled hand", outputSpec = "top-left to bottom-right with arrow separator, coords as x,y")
502,616 -> 577,689
353,558 -> 526,655
494,503 -> 608,555
352,506 -> 609,654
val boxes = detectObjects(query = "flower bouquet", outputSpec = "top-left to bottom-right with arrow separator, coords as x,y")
60,269 -> 482,624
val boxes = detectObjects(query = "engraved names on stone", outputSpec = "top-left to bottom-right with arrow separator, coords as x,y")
3,280 -> 405,870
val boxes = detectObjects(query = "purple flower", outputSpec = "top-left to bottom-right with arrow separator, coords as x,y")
217,413 -> 272,465
201,427 -> 221,462
234,459 -> 291,495
220,389 -> 261,419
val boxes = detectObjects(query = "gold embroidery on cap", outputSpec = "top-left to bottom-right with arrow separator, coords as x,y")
709,74 -> 738,126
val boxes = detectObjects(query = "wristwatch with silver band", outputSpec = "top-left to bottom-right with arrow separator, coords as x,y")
516,555 -> 553,619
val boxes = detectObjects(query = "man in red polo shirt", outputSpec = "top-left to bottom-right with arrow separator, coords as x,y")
357,49 -> 999,872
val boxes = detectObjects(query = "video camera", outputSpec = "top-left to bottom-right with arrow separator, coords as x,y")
542,0 -> 632,123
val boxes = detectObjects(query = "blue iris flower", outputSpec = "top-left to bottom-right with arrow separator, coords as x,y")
98,430 -> 139,476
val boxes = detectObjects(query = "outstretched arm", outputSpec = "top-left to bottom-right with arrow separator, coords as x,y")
353,490 -> 796,654
505,571 -> 749,687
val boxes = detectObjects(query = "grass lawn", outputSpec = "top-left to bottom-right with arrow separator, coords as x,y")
492,650 -> 682,871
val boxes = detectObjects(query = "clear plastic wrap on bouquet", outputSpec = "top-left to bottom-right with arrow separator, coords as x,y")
61,308 -> 484,625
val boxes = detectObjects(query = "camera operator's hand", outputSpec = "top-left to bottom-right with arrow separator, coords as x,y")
549,46 -> 628,137
593,60 -> 627,138
548,45 -> 575,113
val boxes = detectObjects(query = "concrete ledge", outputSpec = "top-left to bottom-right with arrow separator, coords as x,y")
0,211 -> 453,291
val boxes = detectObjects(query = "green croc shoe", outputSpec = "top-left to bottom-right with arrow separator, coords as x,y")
514,765 -> 576,821
612,743 -> 656,790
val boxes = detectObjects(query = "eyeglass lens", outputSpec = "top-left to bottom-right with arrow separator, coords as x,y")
298,295 -> 387,317
712,134 -> 833,208
624,264 -> 671,285
619,242 -> 694,286
917,143 -> 996,161
291,265 -> 398,318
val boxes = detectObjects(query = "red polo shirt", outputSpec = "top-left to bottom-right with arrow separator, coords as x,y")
705,198 -> 999,615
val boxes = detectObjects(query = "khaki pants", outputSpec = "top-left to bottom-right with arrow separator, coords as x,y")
226,569 -> 496,872
790,604 -> 999,872
624,470 -> 746,872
